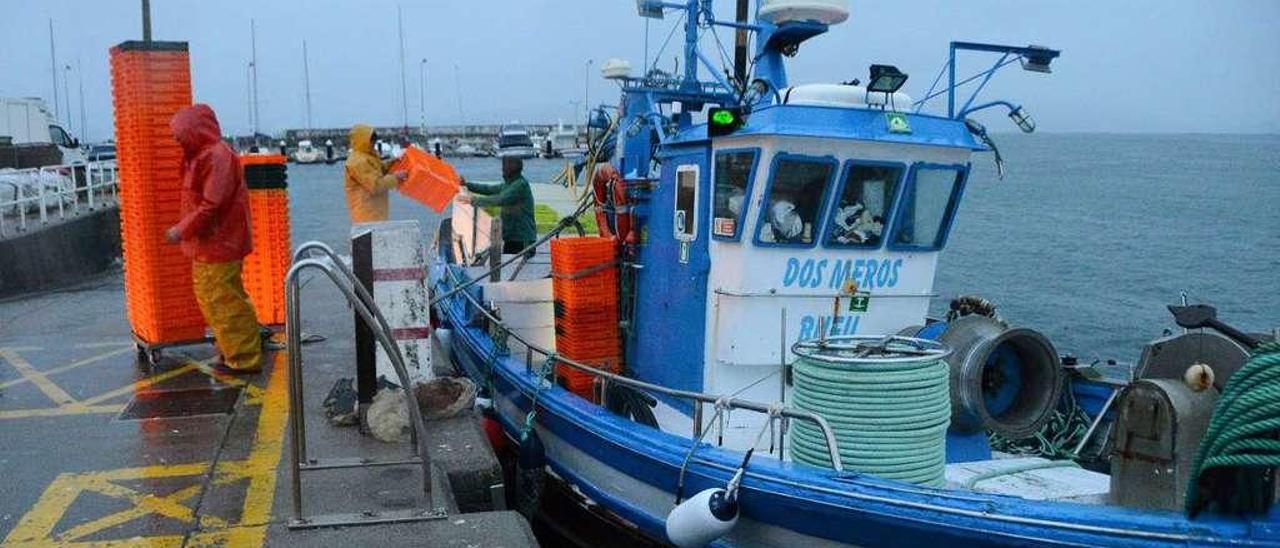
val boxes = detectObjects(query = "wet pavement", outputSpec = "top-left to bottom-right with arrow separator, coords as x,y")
0,267 -> 535,546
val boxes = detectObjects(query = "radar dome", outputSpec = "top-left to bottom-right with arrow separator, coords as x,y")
759,0 -> 849,26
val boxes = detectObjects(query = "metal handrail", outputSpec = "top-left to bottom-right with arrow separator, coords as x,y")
440,265 -> 845,472
291,241 -> 419,452
0,161 -> 119,238
285,258 -> 442,527
291,241 -> 403,370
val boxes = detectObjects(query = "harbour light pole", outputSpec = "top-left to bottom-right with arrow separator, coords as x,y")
78,58 -> 87,141
584,59 -> 593,122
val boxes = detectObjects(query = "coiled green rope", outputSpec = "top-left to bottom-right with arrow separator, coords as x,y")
1185,340 -> 1280,516
790,338 -> 951,487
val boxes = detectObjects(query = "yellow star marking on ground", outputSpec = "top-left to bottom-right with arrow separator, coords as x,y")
2,353 -> 290,547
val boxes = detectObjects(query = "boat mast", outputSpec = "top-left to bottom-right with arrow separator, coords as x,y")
681,0 -> 699,90
250,19 -> 260,139
302,40 -> 313,131
733,0 -> 749,89
48,19 -> 59,121
397,5 -> 408,132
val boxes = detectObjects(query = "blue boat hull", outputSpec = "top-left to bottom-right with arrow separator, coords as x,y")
433,264 -> 1275,547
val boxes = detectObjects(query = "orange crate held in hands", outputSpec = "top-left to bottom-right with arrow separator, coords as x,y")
390,146 -> 461,212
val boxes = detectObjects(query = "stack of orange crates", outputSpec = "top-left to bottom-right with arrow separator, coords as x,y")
110,41 -> 204,345
550,236 -> 622,400
240,154 -> 291,326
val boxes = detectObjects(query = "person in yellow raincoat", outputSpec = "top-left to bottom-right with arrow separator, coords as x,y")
165,104 -> 263,374
344,124 -> 407,223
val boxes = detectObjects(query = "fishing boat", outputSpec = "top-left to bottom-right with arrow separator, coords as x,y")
543,122 -> 587,159
496,123 -> 539,159
431,1 -> 1279,545
290,139 -> 324,164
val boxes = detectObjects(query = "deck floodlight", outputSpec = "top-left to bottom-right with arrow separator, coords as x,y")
867,64 -> 908,93
636,0 -> 664,19
1020,45 -> 1056,73
1008,106 -> 1036,133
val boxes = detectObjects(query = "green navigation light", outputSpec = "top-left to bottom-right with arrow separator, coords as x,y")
708,106 -> 745,137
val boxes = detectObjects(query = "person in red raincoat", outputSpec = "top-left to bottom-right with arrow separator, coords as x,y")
165,104 -> 263,373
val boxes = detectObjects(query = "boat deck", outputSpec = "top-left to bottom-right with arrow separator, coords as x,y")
0,272 -> 536,547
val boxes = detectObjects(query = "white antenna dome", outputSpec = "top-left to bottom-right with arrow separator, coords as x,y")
759,0 -> 849,26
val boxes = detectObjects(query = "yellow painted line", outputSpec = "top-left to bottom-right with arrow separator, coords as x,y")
188,361 -> 266,403
4,536 -> 186,548
0,347 -> 78,406
75,342 -> 134,349
3,353 -> 292,547
226,352 -> 289,529
4,462 -> 217,544
56,484 -> 208,542
0,404 -> 124,420
76,363 -> 198,407
0,346 -> 134,391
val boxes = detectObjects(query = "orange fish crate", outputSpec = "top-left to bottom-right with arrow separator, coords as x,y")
111,39 -> 203,346
240,157 -> 291,326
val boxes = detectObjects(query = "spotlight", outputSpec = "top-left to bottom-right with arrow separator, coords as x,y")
636,0 -> 664,19
1008,106 -> 1036,133
1020,45 -> 1056,73
867,64 -> 908,94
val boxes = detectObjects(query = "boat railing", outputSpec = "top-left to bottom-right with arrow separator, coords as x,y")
284,242 -> 448,529
0,161 -> 120,238
441,265 -> 846,472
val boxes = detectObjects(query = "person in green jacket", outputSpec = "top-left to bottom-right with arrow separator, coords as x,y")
458,156 -> 537,255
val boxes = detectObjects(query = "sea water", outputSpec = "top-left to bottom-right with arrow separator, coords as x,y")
286,133 -> 1280,361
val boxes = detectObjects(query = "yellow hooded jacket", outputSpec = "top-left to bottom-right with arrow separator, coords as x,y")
344,124 -> 399,223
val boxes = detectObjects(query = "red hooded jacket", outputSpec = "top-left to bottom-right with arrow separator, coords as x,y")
171,104 -> 252,263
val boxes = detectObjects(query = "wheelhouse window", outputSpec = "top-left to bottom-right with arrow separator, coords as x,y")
673,164 -> 699,241
755,156 -> 835,246
826,163 -> 903,248
889,165 -> 967,250
711,150 -> 758,240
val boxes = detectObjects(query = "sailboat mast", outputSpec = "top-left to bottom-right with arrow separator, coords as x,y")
250,19 -> 260,138
48,19 -> 59,121
303,40 -> 313,131
397,5 -> 408,131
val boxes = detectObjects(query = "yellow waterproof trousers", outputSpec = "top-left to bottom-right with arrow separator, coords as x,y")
192,260 -> 263,370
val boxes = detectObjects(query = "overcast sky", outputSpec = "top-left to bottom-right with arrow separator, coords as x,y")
2,0 -> 1277,142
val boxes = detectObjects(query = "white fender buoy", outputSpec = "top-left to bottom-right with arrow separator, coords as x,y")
665,488 -> 739,548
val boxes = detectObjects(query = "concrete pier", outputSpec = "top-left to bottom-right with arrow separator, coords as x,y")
0,260 -> 536,546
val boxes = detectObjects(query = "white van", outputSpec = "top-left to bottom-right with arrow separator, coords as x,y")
0,97 -> 85,165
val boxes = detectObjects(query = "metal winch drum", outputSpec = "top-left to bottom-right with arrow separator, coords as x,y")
934,315 -> 1064,439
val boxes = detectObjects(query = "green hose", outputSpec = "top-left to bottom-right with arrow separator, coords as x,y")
1185,340 -> 1280,516
789,336 -> 951,487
